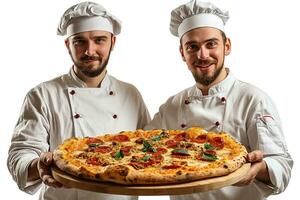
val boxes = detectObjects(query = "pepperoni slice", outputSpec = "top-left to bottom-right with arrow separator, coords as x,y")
210,137 -> 224,149
150,153 -> 164,162
135,138 -> 144,144
120,146 -> 133,156
191,134 -> 207,143
184,143 -> 193,149
195,154 -> 202,160
129,162 -> 148,169
165,140 -> 180,148
110,151 -> 116,157
204,149 -> 216,156
87,157 -> 102,165
162,165 -> 181,169
129,161 -> 155,169
94,146 -> 112,153
171,154 -> 190,159
148,147 -> 167,155
86,137 -> 103,144
113,134 -> 130,142
174,132 -> 188,141
156,147 -> 168,154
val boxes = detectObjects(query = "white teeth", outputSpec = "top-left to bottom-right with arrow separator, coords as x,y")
196,64 -> 213,68
197,65 -> 209,68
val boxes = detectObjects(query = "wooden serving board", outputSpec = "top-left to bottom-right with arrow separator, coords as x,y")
52,163 -> 250,195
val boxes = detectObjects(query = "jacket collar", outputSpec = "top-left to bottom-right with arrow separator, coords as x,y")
68,67 -> 110,89
192,68 -> 236,96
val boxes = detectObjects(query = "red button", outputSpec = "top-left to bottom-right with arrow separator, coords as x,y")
181,124 -> 186,128
113,114 -> 117,119
74,114 -> 80,119
221,97 -> 226,103
70,90 -> 75,95
109,91 -> 114,95
184,100 -> 190,105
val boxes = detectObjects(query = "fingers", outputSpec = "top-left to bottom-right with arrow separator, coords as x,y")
233,150 -> 266,187
246,150 -> 263,163
40,152 -> 53,166
38,152 -> 63,188
233,161 -> 263,187
42,174 -> 63,188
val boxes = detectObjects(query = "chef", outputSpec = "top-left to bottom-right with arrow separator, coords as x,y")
145,0 -> 293,199
7,1 -> 150,200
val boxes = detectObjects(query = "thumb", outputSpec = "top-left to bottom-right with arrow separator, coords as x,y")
247,150 -> 263,162
40,152 -> 53,166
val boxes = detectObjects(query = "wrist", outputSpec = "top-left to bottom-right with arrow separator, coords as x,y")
256,160 -> 270,183
27,158 -> 40,181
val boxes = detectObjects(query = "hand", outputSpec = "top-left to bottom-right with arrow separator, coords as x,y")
234,150 -> 269,186
37,152 -> 63,188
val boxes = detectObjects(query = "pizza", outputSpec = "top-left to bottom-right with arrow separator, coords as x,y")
53,127 -> 247,185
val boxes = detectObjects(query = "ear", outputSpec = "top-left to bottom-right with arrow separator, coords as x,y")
179,45 -> 186,62
110,35 -> 116,51
65,39 -> 70,51
224,37 -> 231,56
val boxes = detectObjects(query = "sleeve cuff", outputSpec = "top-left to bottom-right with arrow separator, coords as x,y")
264,157 -> 282,194
17,154 -> 42,194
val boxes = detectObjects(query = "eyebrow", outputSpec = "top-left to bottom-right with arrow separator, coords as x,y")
71,36 -> 85,40
184,37 -> 220,46
93,35 -> 109,40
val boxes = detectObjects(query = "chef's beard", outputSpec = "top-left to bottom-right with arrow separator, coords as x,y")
79,56 -> 109,78
192,58 -> 224,86
74,45 -> 112,78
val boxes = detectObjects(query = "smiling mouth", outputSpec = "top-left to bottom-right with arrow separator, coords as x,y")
81,55 -> 100,62
84,60 -> 97,63
82,59 -> 100,65
196,64 -> 213,69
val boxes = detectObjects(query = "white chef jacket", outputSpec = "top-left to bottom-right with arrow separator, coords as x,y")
146,69 -> 293,200
7,68 -> 151,200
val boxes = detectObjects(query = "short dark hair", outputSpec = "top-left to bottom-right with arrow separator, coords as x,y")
220,30 -> 227,44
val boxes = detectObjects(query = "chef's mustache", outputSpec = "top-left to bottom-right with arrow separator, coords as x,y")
194,59 -> 216,66
80,55 -> 100,61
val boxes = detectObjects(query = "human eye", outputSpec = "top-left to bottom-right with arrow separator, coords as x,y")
186,44 -> 199,52
95,37 -> 107,44
206,40 -> 218,49
73,39 -> 85,46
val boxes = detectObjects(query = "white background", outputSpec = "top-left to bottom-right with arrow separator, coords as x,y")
0,0 -> 299,199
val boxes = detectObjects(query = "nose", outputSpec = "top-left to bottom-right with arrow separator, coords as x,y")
84,41 -> 97,56
197,47 -> 209,60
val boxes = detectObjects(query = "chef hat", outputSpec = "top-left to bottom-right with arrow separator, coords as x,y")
170,0 -> 229,38
57,1 -> 121,37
